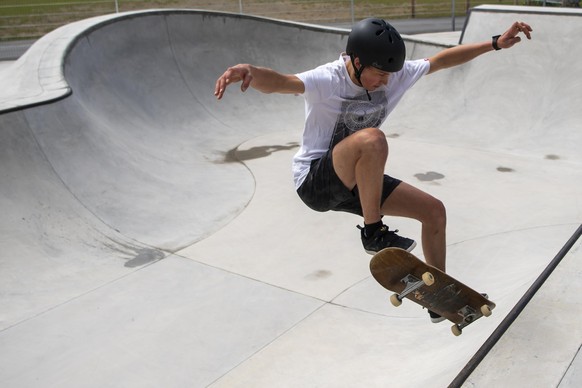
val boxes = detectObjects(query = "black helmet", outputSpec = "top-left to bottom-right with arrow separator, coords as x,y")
346,18 -> 406,73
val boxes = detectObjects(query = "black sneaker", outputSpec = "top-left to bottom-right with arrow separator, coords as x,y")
358,224 -> 417,255
429,310 -> 446,323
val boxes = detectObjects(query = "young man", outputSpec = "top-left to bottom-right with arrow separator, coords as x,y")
215,19 -> 531,320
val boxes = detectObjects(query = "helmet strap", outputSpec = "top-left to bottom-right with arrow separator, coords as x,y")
349,54 -> 363,85
350,54 -> 372,101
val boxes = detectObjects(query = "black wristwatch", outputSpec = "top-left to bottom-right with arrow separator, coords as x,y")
492,35 -> 502,51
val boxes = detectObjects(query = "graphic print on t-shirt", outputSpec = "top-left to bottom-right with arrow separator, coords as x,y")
329,90 -> 387,149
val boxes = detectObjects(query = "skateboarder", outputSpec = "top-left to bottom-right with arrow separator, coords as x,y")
214,19 -> 531,307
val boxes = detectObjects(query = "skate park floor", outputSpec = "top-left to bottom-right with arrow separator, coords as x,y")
0,5 -> 581,387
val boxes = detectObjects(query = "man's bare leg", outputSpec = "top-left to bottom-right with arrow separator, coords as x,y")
381,182 -> 447,272
331,127 -> 387,224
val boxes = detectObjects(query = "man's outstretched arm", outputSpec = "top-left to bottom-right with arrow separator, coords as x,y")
427,21 -> 532,75
214,64 -> 304,100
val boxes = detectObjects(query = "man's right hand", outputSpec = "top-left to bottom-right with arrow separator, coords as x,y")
214,64 -> 253,100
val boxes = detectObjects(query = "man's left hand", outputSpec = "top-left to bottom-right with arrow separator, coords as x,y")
498,21 -> 533,49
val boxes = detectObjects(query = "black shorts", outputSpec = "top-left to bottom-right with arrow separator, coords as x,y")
296,150 -> 401,216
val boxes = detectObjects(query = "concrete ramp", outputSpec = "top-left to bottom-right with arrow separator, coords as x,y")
0,7 -> 580,387
395,5 -> 582,164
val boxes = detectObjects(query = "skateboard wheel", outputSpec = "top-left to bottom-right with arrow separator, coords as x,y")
390,293 -> 402,307
481,305 -> 492,317
422,272 -> 435,286
451,325 -> 462,337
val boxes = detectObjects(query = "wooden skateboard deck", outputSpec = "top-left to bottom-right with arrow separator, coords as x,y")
370,247 -> 496,336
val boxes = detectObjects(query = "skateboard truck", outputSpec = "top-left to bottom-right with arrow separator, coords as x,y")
390,272 -> 435,307
451,304 -> 493,336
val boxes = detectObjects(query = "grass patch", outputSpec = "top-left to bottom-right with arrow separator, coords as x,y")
0,0 -> 553,42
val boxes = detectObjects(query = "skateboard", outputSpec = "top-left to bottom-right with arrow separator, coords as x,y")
370,247 -> 496,336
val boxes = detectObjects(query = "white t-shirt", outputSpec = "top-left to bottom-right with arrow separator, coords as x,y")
292,54 -> 430,189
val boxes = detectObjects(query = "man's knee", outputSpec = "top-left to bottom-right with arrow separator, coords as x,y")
356,127 -> 388,155
428,198 -> 447,227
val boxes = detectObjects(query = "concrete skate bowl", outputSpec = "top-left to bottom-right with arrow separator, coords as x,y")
0,7 -> 580,388
1,10 -> 349,250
